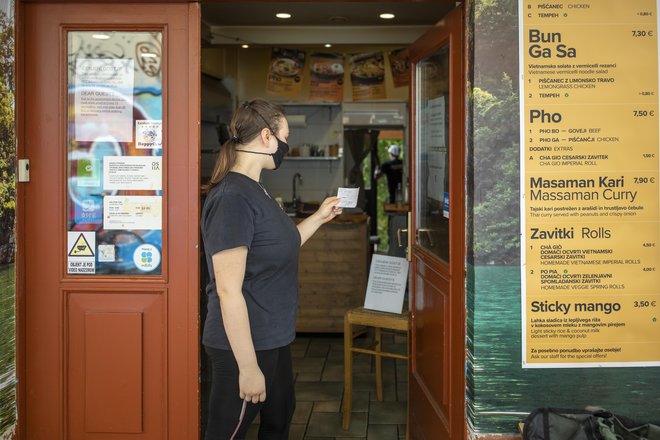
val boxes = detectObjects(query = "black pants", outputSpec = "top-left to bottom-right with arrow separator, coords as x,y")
204,344 -> 295,440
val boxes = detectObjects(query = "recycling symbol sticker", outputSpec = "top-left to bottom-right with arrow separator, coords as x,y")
133,244 -> 161,272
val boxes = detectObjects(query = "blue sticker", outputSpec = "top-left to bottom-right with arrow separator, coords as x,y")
74,195 -> 103,224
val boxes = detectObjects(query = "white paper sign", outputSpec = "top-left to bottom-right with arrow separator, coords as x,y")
336,187 -> 360,208
136,120 -> 162,149
426,148 -> 446,202
103,196 -> 162,230
427,96 -> 446,148
363,255 -> 409,314
103,156 -> 162,190
67,231 -> 96,274
74,58 -> 135,142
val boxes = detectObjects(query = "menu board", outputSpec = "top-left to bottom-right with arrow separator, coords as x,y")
521,0 -> 660,367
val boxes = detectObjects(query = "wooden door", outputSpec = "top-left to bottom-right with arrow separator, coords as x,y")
407,5 -> 465,440
18,3 -> 199,439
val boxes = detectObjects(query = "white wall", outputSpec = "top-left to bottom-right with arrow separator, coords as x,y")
261,159 -> 344,204
200,75 -> 233,182
261,104 -> 344,202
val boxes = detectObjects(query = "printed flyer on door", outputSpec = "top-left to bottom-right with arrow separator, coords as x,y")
520,0 -> 660,367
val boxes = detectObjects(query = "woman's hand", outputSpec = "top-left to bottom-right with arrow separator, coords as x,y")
314,196 -> 343,224
239,364 -> 266,403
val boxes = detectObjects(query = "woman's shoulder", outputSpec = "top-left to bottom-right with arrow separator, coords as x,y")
205,175 -> 255,208
208,173 -> 245,195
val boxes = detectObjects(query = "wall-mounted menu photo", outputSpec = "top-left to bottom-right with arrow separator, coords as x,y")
309,52 -> 344,102
349,51 -> 386,100
266,47 -> 306,99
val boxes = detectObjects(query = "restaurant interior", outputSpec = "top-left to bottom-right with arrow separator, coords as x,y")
198,3 -> 452,437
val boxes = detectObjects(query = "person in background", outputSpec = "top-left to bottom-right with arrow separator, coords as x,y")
375,144 -> 404,203
201,99 -> 342,440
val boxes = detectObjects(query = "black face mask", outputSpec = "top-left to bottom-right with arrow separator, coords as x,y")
235,136 -> 289,169
270,137 -> 290,169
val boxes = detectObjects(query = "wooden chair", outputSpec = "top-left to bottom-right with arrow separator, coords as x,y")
342,307 -> 410,430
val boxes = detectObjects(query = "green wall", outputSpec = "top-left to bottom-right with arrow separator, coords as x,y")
0,0 -> 15,436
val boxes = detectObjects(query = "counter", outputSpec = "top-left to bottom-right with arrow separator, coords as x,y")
294,214 -> 369,333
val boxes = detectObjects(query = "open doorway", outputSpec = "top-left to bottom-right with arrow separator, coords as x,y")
359,129 -> 406,254
198,2 -> 455,438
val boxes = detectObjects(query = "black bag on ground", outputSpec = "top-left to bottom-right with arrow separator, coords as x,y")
523,407 -> 660,440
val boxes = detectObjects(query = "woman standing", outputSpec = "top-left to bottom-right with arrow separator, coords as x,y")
201,99 -> 342,439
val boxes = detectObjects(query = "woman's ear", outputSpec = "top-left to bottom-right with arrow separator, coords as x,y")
260,127 -> 271,145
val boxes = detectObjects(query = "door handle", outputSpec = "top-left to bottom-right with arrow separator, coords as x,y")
396,228 -> 408,248
417,228 -> 435,247
397,212 -> 413,262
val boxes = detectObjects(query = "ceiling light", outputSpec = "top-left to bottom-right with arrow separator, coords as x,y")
140,53 -> 158,58
276,13 -> 291,19
379,13 -> 395,19
324,44 -> 332,48
92,34 -> 110,40
241,44 -> 249,49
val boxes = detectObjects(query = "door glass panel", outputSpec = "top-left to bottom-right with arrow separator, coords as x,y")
66,31 -> 164,275
415,44 -> 450,262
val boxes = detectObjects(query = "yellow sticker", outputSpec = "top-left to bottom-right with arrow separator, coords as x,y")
68,232 -> 95,257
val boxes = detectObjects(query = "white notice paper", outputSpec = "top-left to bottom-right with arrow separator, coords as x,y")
363,255 -> 409,314
426,148 -> 446,202
74,58 -> 135,142
103,196 -> 162,230
103,156 -> 162,191
427,96 -> 446,148
336,187 -> 359,208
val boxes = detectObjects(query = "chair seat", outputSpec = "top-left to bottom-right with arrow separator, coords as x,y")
345,307 -> 410,331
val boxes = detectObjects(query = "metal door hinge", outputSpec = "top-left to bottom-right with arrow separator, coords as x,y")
18,159 -> 30,182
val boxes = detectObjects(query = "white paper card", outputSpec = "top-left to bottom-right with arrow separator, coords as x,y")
103,196 -> 162,230
103,156 -> 162,191
336,187 -> 359,208
363,255 -> 409,314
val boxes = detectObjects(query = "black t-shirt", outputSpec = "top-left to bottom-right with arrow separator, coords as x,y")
201,172 -> 301,351
381,158 -> 403,201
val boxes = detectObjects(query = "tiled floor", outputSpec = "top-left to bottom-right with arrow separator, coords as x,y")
245,331 -> 409,440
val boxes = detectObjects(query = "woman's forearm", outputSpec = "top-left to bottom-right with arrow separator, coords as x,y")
218,290 -> 258,371
211,248 -> 265,402
296,196 -> 342,246
296,214 -> 324,246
